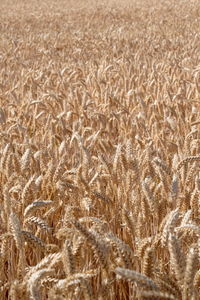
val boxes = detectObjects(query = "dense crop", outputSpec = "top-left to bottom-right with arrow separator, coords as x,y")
0,0 -> 200,299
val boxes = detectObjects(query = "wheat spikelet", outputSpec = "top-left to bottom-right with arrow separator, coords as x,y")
58,270 -> 98,287
155,273 -> 181,299
161,209 -> 180,246
115,267 -> 158,290
175,224 -> 200,237
177,156 -> 200,172
153,157 -> 172,177
168,233 -> 185,287
72,220 -> 108,269
3,186 -> 11,218
185,162 -> 198,188
28,268 -> 54,300
41,276 -> 59,287
21,176 -> 36,208
113,143 -> 122,173
139,290 -> 177,299
35,175 -> 43,189
194,269 -> 200,287
5,153 -> 14,178
0,234 -> 12,278
122,207 -> 135,236
92,190 -> 111,203
142,179 -> 157,213
22,231 -> 45,250
25,253 -> 62,279
121,152 -> 129,171
81,196 -> 93,211
136,237 -> 153,258
80,144 -> 91,179
52,162 -> 64,183
43,160 -> 56,185
53,271 -> 97,299
182,245 -> 198,300
181,210 -> 192,226
62,240 -> 75,275
20,149 -> 32,173
189,186 -> 199,217
72,235 -> 85,266
24,216 -> 52,232
1,143 -> 12,171
9,212 -> 23,250
142,247 -> 154,278
105,233 -> 135,268
171,174 -> 179,201
12,153 -> 21,174
24,200 -> 53,217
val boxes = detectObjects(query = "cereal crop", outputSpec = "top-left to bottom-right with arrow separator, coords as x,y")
0,0 -> 200,299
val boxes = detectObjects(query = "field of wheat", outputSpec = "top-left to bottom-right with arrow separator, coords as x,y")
1,0 -> 200,299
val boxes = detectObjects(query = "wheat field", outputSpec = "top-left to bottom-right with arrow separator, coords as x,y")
0,0 -> 200,299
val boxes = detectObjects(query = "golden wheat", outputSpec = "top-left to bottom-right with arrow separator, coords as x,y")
0,0 -> 200,299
